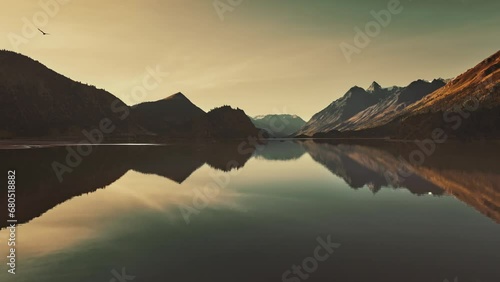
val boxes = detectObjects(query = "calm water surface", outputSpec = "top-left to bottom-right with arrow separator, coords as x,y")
0,141 -> 499,282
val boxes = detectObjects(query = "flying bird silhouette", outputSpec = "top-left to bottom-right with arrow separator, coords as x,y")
38,28 -> 50,35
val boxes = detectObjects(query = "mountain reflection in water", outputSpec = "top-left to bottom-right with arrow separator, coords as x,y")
1,140 -> 498,226
0,140 -> 499,282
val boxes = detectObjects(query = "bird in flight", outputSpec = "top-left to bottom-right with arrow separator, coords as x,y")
38,28 -> 50,35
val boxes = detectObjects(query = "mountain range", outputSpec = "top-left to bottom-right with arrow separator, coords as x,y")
297,79 -> 447,135
250,114 -> 306,137
0,49 -> 498,141
338,79 -> 446,131
132,92 -> 259,139
298,84 -> 392,135
0,50 -> 260,141
297,50 -> 500,139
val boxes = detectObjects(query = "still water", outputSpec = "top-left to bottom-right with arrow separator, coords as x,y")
0,140 -> 499,282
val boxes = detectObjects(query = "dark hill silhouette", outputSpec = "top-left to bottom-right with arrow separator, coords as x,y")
131,92 -> 206,134
196,106 -> 260,139
0,51 -> 261,141
131,99 -> 261,139
0,50 -> 143,138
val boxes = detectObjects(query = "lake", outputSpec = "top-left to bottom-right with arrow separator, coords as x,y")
0,140 -> 499,282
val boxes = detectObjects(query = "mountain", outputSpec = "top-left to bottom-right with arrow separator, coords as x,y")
0,50 -> 143,138
131,92 -> 205,133
395,50 -> 500,139
297,83 -> 397,135
194,106 -> 261,139
309,50 -> 500,139
408,51 -> 500,113
0,51 -> 260,141
337,79 -> 446,131
132,97 -> 261,139
251,114 -> 306,137
132,93 -> 260,139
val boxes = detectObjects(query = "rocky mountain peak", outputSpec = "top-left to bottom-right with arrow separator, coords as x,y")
367,81 -> 382,93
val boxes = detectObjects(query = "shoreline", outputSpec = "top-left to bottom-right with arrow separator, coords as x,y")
1,137 -> 499,150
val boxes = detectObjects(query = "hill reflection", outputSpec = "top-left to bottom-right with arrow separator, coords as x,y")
1,140 -> 499,227
0,142 -> 255,227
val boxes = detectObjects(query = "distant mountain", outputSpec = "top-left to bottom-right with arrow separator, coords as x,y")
337,79 -> 446,131
251,114 -> 306,137
297,83 -> 397,135
297,82 -> 402,135
0,50 -> 143,138
131,92 -> 205,133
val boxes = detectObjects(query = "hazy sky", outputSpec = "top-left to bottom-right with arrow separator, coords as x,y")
1,0 -> 499,120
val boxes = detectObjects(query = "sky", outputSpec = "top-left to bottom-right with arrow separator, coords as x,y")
1,0 -> 499,120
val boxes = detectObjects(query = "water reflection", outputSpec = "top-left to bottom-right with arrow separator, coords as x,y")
1,141 -> 499,227
300,140 -> 500,223
0,140 -> 499,282
0,142 -> 255,227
